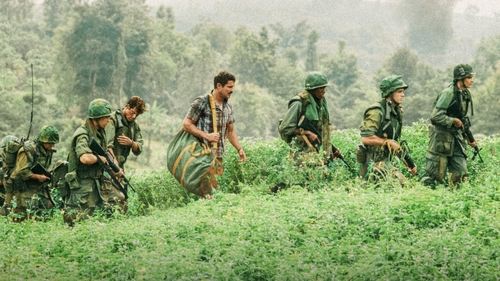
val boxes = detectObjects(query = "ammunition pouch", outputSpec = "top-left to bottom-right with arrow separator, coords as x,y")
428,127 -> 454,156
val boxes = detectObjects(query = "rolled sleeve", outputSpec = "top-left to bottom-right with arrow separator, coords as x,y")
279,101 -> 302,139
10,151 -> 32,181
185,97 -> 205,123
360,109 -> 382,137
75,134 -> 92,159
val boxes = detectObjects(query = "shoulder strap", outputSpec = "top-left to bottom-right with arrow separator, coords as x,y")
208,94 -> 218,150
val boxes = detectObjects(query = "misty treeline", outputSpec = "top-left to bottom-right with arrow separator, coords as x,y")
0,0 -> 499,168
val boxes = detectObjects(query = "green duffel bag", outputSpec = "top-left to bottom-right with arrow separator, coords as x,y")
166,130 -> 219,197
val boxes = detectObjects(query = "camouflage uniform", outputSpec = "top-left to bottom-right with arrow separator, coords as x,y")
422,64 -> 476,186
9,126 -> 59,220
10,140 -> 54,219
279,72 -> 332,162
64,99 -> 125,225
357,75 -> 415,182
106,110 -> 144,168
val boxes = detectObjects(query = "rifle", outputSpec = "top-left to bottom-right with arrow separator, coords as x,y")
31,163 -> 55,207
461,117 -> 483,163
399,140 -> 416,171
328,144 -> 356,174
89,139 -> 137,198
298,116 -> 354,173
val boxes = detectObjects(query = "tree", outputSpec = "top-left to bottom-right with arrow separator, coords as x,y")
229,27 -> 276,87
400,0 -> 456,55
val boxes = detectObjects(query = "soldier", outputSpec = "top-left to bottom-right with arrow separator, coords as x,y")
182,71 -> 246,198
278,71 -> 341,162
9,126 -> 59,221
0,135 -> 20,216
357,75 -> 417,183
106,96 -> 146,169
64,99 -> 125,226
274,72 -> 344,192
422,64 -> 477,186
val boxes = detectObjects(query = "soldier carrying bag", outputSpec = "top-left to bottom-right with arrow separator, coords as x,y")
166,94 -> 221,197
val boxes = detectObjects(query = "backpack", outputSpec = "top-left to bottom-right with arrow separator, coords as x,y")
278,92 -> 310,143
0,136 -> 35,176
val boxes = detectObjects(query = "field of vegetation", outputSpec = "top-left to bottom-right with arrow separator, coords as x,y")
0,123 -> 498,280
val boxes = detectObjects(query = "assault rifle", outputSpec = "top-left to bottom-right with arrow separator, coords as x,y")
31,163 -> 55,206
297,116 -> 354,173
89,139 -> 136,199
461,117 -> 483,163
399,140 -> 417,175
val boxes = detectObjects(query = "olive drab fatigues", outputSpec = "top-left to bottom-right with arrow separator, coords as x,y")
423,86 -> 471,185
10,140 -> 54,219
278,91 -> 332,162
358,100 -> 406,181
106,110 -> 144,168
64,123 -> 125,224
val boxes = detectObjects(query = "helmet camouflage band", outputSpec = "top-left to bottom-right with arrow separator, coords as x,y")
453,64 -> 475,81
379,75 -> 408,98
305,71 -> 329,90
38,125 -> 60,144
88,98 -> 112,119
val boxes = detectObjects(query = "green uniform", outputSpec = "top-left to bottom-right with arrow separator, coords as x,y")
358,99 -> 410,181
106,110 -> 144,168
279,90 -> 331,159
64,122 -> 125,224
423,85 -> 471,185
10,140 -> 54,218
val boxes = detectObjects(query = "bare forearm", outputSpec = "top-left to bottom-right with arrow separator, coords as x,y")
183,118 -> 208,140
361,135 -> 386,147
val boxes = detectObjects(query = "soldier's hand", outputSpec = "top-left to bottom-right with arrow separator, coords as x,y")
305,131 -> 319,143
237,147 -> 247,162
384,139 -> 401,153
33,174 -> 50,182
117,135 -> 134,146
468,140 -> 477,148
331,149 -> 341,159
408,166 -> 417,176
206,132 -> 220,143
452,118 -> 463,128
98,155 -> 108,164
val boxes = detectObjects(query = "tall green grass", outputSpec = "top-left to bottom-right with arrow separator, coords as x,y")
0,122 -> 498,280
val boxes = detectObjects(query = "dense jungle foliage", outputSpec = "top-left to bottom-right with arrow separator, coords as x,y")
0,0 -> 499,170
0,1 -> 499,279
0,123 -> 499,280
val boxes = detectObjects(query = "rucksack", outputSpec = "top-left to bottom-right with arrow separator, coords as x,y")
278,92 -> 310,143
0,136 -> 34,176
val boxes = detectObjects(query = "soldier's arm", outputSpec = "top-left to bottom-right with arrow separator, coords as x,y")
10,151 -> 32,181
278,101 -> 302,139
430,90 -> 457,128
131,124 -> 143,155
360,109 -> 400,151
105,115 -> 117,149
76,134 -> 102,165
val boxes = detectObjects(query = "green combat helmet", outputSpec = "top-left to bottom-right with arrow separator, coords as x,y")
88,98 -> 112,119
379,75 -> 408,98
305,71 -> 329,90
38,125 -> 60,144
453,64 -> 475,81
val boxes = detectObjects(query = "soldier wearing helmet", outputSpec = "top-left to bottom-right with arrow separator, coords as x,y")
278,71 -> 343,165
357,75 -> 417,183
9,125 -> 59,220
64,99 -> 125,226
422,64 -> 477,186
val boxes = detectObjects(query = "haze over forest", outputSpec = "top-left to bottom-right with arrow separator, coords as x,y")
2,0 -> 499,168
146,0 -> 500,71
